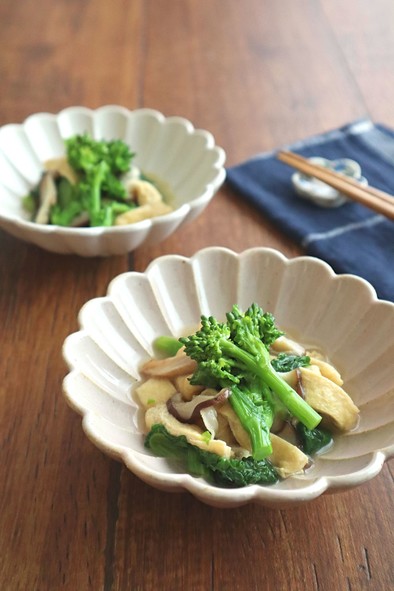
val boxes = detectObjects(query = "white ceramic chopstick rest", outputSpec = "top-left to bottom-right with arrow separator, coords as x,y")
291,157 -> 368,208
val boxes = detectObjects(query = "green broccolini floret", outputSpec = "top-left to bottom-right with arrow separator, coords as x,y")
145,424 -> 279,487
66,133 -> 134,175
63,134 -> 136,227
179,303 -> 322,460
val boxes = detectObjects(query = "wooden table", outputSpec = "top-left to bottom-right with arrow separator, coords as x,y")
1,1 -> 393,589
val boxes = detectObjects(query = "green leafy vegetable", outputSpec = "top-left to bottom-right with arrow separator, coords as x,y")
271,353 -> 311,372
296,422 -> 333,455
22,193 -> 37,214
179,303 -> 321,460
145,424 -> 279,487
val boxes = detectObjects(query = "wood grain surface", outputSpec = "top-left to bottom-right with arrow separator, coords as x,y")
0,1 -> 393,590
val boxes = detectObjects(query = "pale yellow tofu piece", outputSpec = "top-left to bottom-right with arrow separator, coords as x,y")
306,348 -> 325,360
308,357 -> 343,385
218,402 -> 252,450
126,179 -> 163,205
44,157 -> 78,184
307,365 -> 321,375
215,413 -> 238,447
135,377 -> 176,409
300,367 -> 359,431
173,374 -> 204,401
271,335 -> 305,355
114,201 -> 172,225
269,433 -> 309,478
145,403 -> 232,458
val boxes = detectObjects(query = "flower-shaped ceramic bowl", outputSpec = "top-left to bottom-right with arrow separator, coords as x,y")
62,247 -> 394,508
0,106 -> 225,256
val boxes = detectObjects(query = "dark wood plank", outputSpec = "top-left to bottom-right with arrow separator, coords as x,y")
140,0 -> 368,166
0,0 -> 143,123
0,0 -> 141,587
0,233 -> 127,589
322,0 -> 394,127
112,467 -> 394,591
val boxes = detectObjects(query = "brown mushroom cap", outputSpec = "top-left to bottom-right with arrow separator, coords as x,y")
34,171 -> 57,224
140,353 -> 197,378
167,389 -> 230,424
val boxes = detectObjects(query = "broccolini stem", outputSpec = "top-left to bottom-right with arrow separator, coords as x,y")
221,339 -> 321,430
90,161 -> 109,216
259,367 -> 321,429
91,175 -> 102,214
230,385 -> 273,459
154,335 -> 183,357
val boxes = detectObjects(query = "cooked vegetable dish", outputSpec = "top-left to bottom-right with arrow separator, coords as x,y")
137,303 -> 360,487
23,134 -> 172,227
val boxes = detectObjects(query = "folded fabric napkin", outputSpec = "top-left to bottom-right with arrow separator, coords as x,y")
226,120 -> 394,301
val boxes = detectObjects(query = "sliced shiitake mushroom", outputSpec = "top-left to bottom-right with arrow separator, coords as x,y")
167,388 -> 230,424
35,171 -> 57,224
140,353 -> 197,378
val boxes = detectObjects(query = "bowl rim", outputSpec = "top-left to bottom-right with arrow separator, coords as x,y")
0,105 -> 226,234
62,246 -> 394,507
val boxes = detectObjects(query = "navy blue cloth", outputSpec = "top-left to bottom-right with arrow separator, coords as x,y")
226,120 -> 394,301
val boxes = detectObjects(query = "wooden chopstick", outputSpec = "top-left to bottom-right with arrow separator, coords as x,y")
279,150 -> 394,204
277,150 -> 394,220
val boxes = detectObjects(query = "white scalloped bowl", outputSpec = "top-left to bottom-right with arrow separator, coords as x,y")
62,247 -> 394,507
0,106 -> 225,256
